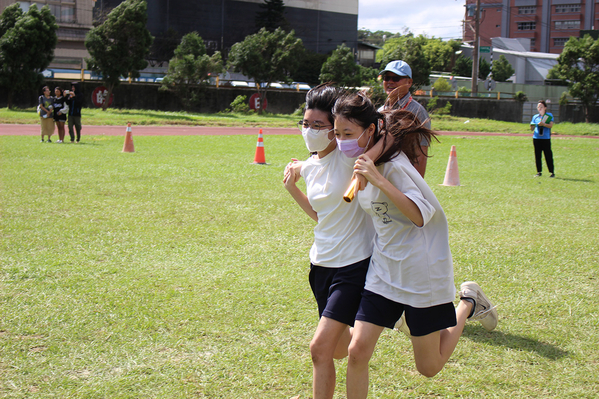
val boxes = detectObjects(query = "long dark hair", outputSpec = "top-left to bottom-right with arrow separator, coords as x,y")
305,83 -> 343,126
332,91 -> 437,165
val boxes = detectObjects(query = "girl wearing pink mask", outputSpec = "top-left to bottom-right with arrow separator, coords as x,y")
333,92 -> 498,398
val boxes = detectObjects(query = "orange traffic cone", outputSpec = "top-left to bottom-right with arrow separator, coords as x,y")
440,145 -> 460,186
122,123 -> 135,153
253,129 -> 266,164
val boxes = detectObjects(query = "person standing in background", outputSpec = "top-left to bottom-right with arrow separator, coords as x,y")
38,86 -> 55,143
378,60 -> 431,177
67,82 -> 83,143
53,87 -> 68,143
530,100 -> 555,178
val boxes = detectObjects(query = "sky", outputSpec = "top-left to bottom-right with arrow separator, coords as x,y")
358,0 -> 466,41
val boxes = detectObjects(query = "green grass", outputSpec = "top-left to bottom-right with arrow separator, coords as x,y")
3,107 -> 599,136
1,134 -> 599,398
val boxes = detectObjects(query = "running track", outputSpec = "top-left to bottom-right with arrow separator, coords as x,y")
1,124 -> 597,139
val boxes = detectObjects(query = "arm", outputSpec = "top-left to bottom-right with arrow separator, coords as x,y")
538,121 -> 554,129
353,154 -> 424,227
283,160 -> 318,222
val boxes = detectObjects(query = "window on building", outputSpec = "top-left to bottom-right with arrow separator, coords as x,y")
518,6 -> 536,14
18,1 -> 76,23
555,20 -> 581,30
530,38 -> 536,48
555,5 -> 581,13
517,22 -> 536,30
553,38 -> 569,46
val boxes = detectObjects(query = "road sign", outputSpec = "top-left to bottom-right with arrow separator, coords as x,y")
249,93 -> 268,111
480,46 -> 491,53
91,86 -> 114,108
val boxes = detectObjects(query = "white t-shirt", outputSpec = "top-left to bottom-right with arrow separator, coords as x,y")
301,148 -> 374,267
358,152 -> 456,307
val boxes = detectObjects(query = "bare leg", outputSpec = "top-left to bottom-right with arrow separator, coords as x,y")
311,317 -> 350,399
346,321 -> 384,399
411,299 -> 473,377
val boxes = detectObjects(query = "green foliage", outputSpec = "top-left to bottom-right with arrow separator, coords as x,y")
377,34 -> 431,89
458,86 -> 471,92
433,77 -> 452,92
426,96 -> 438,112
551,35 -> 599,123
439,101 -> 452,115
491,55 -> 515,82
319,44 -> 361,87
85,0 -> 153,110
423,38 -> 462,72
559,91 -> 571,106
479,57 -> 491,79
514,91 -> 528,103
452,55 -> 472,77
227,27 -> 303,114
255,0 -> 289,32
160,32 -> 224,109
230,95 -> 250,113
358,29 -> 401,47
0,4 -> 57,108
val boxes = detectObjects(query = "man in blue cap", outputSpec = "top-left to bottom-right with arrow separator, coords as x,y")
379,60 -> 431,177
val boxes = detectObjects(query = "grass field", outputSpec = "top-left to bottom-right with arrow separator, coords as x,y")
1,133 -> 598,398
2,107 -> 599,136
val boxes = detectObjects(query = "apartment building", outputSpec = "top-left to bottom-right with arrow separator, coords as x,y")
463,0 -> 599,53
0,0 -> 95,69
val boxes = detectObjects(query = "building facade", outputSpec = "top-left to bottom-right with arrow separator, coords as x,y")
463,0 -> 599,53
94,0 -> 358,57
0,0 -> 95,69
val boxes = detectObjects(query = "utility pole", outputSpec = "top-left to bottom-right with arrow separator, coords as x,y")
471,0 -> 481,94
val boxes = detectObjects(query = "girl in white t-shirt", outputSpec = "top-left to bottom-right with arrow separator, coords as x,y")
331,93 -> 498,399
283,85 -> 375,399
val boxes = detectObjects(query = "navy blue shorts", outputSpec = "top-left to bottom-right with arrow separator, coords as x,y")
355,290 -> 457,337
309,257 -> 370,327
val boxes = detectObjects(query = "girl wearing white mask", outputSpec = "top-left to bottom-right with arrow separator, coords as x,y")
283,84 -> 375,399
332,93 -> 498,399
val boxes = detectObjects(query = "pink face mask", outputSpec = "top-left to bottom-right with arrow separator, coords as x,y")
336,128 -> 371,158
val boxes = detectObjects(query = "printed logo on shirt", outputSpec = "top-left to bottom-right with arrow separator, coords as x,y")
371,202 -> 392,224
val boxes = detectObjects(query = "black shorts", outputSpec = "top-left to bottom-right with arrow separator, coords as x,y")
309,257 -> 370,327
355,290 -> 457,337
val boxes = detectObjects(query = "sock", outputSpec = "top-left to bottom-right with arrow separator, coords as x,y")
461,297 -> 476,318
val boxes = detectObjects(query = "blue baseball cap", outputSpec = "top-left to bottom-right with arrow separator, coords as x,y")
380,60 -> 412,79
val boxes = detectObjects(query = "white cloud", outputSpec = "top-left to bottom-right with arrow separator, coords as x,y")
358,0 -> 465,40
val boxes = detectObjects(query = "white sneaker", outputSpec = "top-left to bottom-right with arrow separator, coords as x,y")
393,312 -> 411,337
459,281 -> 498,331
57,140 -> 63,143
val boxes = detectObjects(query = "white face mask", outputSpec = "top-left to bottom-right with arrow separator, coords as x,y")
302,127 -> 334,152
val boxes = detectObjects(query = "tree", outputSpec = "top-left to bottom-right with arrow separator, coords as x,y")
255,0 -> 289,32
290,49 -> 327,86
0,4 -> 57,108
160,32 -> 224,108
549,35 -> 599,123
491,55 -> 515,82
479,57 -> 491,79
227,27 -> 303,114
377,34 -> 431,89
423,38 -> 462,72
451,55 -> 472,77
85,0 -> 153,111
319,44 -> 361,87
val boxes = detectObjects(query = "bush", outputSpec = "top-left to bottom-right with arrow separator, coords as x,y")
559,91 -> 570,106
433,77 -> 452,92
514,91 -> 528,103
438,101 -> 452,115
230,95 -> 250,113
426,96 -> 438,112
458,86 -> 471,92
